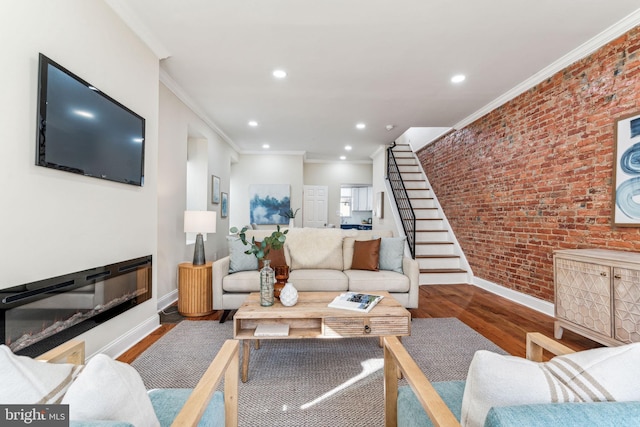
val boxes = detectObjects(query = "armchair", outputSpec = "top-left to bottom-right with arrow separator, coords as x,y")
384,333 -> 640,427
38,339 -> 239,427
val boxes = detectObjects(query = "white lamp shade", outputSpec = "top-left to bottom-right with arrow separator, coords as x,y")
184,210 -> 217,234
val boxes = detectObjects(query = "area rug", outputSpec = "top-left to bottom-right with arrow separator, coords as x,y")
131,318 -> 506,427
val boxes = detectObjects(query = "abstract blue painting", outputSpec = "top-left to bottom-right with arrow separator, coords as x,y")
249,184 -> 290,225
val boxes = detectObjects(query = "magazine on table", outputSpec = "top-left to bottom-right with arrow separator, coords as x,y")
328,292 -> 384,313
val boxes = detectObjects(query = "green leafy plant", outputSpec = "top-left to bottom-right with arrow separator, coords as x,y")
229,225 -> 288,259
282,208 -> 300,219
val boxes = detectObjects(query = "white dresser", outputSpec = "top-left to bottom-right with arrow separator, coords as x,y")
554,248 -> 640,346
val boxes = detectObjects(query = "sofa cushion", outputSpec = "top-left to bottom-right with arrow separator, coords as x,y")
285,228 -> 345,270
62,354 -> 160,427
397,381 -> 465,427
461,343 -> 640,427
148,388 -> 225,427
227,237 -> 258,273
288,269 -> 348,292
351,238 -> 381,271
222,271 -> 260,292
345,269 -> 410,293
378,237 -> 405,273
0,344 -> 82,404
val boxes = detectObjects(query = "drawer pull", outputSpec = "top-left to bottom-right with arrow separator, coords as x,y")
600,272 -> 607,277
614,274 -> 622,279
364,325 -> 371,334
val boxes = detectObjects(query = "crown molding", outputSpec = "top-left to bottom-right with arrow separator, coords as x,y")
159,69 -> 239,151
104,0 -> 171,60
454,9 -> 640,130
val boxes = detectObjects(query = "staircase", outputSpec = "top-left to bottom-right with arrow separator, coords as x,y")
388,144 -> 471,285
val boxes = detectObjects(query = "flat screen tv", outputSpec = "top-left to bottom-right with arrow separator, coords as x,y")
36,53 -> 145,186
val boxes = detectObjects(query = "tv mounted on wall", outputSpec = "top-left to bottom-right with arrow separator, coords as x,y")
36,53 -> 145,186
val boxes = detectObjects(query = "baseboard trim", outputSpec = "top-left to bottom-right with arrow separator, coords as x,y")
157,289 -> 179,311
473,277 -> 554,317
91,314 -> 160,360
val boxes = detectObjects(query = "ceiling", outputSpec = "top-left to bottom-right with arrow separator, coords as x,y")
107,1 -> 640,162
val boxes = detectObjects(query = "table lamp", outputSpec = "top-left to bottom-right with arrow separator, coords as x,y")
184,210 -> 217,265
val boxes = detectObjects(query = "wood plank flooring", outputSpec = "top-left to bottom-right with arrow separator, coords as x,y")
117,284 -> 600,363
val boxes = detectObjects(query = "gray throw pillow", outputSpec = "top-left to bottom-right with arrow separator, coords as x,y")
378,237 -> 405,273
227,236 -> 258,273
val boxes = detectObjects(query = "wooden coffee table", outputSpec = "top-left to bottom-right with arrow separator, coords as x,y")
233,291 -> 411,382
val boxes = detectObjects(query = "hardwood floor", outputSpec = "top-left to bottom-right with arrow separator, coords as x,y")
117,284 -> 601,363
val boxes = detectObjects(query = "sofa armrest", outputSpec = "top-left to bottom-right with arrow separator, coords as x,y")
402,257 -> 420,308
212,256 -> 231,310
525,332 -> 575,362
383,336 -> 460,427
171,339 -> 239,427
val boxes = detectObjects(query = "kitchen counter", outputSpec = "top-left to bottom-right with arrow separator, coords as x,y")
340,224 -> 372,230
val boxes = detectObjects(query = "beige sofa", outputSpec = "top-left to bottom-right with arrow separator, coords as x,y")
212,228 -> 419,311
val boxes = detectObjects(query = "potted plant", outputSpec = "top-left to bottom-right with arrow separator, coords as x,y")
282,208 -> 300,228
229,225 -> 288,306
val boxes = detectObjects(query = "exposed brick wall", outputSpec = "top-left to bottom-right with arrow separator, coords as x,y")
417,26 -> 640,302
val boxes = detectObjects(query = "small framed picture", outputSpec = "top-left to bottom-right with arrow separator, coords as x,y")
212,175 -> 220,204
221,192 -> 228,218
612,112 -> 640,226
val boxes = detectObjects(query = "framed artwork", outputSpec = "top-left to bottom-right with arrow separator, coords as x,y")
248,184 -> 290,225
613,112 -> 640,226
221,192 -> 228,218
212,175 -> 220,204
375,191 -> 384,219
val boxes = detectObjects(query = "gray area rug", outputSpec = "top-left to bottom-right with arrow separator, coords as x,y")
132,318 -> 506,427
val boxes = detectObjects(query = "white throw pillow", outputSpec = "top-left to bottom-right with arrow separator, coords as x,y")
62,354 -> 160,427
460,343 -> 640,427
0,345 -> 82,404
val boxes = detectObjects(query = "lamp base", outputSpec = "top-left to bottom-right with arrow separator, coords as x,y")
193,233 -> 206,265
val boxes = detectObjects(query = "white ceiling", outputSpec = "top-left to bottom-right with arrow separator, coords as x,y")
107,0 -> 640,162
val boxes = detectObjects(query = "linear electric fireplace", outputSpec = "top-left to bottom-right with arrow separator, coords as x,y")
0,255 -> 152,357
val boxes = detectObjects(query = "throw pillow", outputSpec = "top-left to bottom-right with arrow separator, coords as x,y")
227,236 -> 258,273
255,241 -> 287,269
62,354 -> 160,427
351,238 -> 381,271
378,237 -> 405,273
0,345 -> 82,404
460,343 -> 640,427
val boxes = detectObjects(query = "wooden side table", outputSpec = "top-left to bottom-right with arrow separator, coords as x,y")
178,261 -> 214,317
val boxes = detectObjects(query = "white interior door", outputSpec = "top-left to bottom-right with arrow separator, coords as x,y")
303,185 -> 328,228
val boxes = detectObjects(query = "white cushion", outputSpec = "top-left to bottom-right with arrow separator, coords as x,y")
288,269 -> 348,291
227,236 -> 258,273
460,343 -> 640,427
378,237 -> 405,273
62,354 -> 160,427
345,269 -> 409,292
285,228 -> 345,270
0,345 -> 81,404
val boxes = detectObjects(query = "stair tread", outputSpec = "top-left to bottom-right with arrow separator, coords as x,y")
420,268 -> 467,273
416,254 -> 460,259
416,241 -> 454,245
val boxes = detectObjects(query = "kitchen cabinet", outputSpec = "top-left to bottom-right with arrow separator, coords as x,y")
554,249 -> 640,346
351,186 -> 372,211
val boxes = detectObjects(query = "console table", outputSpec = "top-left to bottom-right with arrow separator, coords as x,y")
178,262 -> 214,317
554,249 -> 640,346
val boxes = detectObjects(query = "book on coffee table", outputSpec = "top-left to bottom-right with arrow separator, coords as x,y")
254,323 -> 290,337
328,292 -> 384,313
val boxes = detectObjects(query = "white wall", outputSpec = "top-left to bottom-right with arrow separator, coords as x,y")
303,162 -> 373,227
157,83 -> 236,303
229,154 -> 304,233
371,147 -> 399,235
0,1 -> 160,356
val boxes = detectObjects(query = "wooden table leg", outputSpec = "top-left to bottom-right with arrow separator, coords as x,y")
241,339 -> 251,383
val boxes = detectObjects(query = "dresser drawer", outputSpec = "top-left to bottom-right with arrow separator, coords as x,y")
323,316 -> 409,337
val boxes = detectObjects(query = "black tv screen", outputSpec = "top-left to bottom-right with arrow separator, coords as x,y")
36,54 -> 145,186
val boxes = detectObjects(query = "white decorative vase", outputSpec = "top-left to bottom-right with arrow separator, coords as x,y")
289,218 -> 295,228
280,282 -> 298,306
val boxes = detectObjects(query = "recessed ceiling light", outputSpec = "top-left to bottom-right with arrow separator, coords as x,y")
340,156 -> 346,160
451,74 -> 466,83
262,144 -> 270,149
272,69 -> 287,79
345,145 -> 352,151
248,121 -> 258,127
356,123 -> 366,130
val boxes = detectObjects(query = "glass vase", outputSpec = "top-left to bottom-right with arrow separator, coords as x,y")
260,259 -> 275,306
